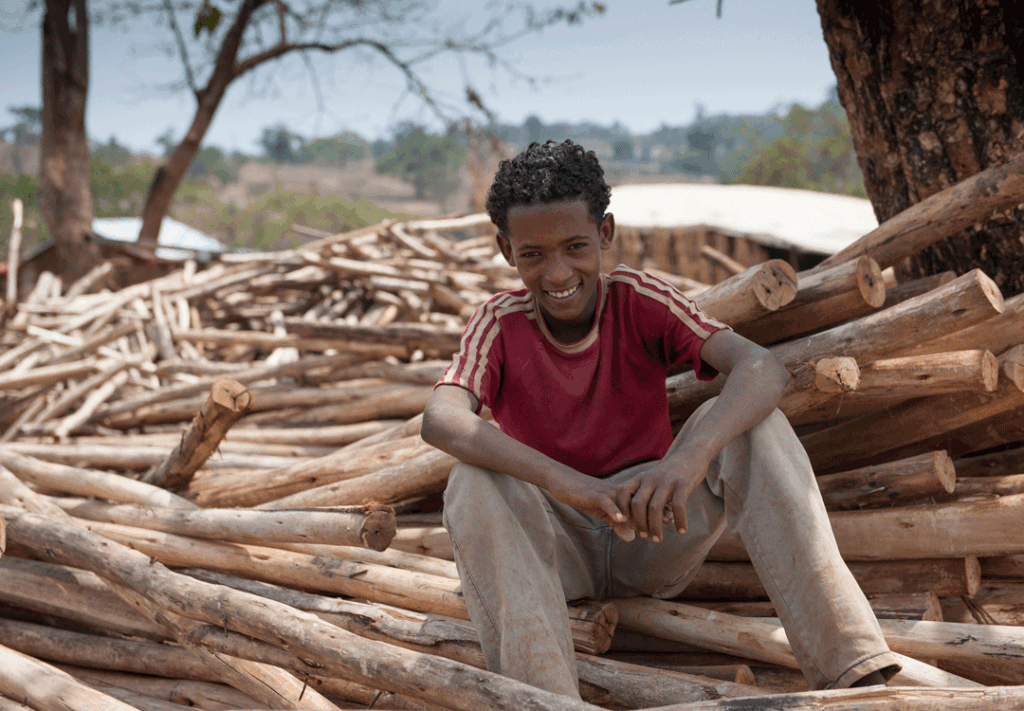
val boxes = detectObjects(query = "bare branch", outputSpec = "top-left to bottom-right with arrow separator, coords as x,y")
162,0 -> 198,94
231,37 -> 445,119
275,0 -> 286,43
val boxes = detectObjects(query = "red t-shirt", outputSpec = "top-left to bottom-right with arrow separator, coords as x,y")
439,266 -> 731,477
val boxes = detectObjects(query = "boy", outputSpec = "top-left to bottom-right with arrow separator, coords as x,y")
420,139 -> 899,698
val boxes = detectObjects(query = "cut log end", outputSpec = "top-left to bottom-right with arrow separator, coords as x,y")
211,378 -> 254,412
934,450 -> 957,494
975,269 -> 1006,314
964,556 -> 982,597
856,255 -> 886,308
361,509 -> 398,552
751,261 -> 798,312
814,357 -> 860,393
998,345 -> 1024,392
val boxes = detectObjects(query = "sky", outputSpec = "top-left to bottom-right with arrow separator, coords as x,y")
0,0 -> 839,154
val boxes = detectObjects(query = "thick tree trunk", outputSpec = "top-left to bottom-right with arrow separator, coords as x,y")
39,0 -> 102,282
817,0 -> 1024,295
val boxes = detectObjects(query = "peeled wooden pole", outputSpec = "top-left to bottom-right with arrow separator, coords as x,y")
692,259 -> 798,326
644,686 -> 1024,711
179,567 -> 758,709
788,350 -> 999,425
64,516 -> 615,655
0,506 -> 603,711
258,448 -> 456,509
910,291 -> 1024,358
107,582 -> 344,711
815,450 -> 956,510
58,498 -> 397,552
814,151 -> 1024,272
0,617 -> 216,683
57,668 -> 263,711
738,256 -> 886,345
694,591 -> 943,623
5,198 -> 22,309
0,450 -> 197,510
612,598 -> 979,689
0,642 -> 143,711
711,493 -> 1024,562
668,269 -> 1004,420
191,435 -> 430,508
142,379 -> 252,491
801,370 -> 1024,473
0,557 -> 168,641
682,556 -> 978,600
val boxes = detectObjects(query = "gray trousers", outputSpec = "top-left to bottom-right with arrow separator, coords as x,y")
442,399 -> 900,697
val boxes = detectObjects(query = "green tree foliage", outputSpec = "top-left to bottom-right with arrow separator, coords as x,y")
89,155 -> 158,216
374,123 -> 465,202
2,105 -> 42,142
258,124 -> 305,164
300,133 -> 368,167
0,172 -> 47,255
733,98 -> 865,197
91,136 -> 134,167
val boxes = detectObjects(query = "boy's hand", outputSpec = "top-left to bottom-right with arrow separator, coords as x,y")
615,457 -> 708,543
547,474 -> 636,542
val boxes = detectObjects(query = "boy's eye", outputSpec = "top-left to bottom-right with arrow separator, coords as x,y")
568,241 -> 588,251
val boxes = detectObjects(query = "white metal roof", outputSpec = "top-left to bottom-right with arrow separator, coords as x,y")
608,183 -> 878,255
91,217 -> 228,261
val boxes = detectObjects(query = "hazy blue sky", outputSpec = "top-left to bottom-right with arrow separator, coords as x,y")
0,0 -> 838,153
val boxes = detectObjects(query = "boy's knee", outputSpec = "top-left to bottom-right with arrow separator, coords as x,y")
444,463 -> 543,524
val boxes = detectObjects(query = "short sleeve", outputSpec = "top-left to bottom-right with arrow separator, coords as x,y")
616,268 -> 732,381
662,294 -> 732,380
436,298 -> 505,411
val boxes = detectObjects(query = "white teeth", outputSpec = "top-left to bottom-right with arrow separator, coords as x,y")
547,284 -> 580,299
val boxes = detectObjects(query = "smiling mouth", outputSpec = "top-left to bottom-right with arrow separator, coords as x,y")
545,284 -> 581,300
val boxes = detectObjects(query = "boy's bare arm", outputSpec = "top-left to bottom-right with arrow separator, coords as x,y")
616,329 -> 792,542
422,384 -> 633,536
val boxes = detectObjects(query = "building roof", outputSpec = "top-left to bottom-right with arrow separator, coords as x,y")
608,183 -> 879,255
91,217 -> 228,261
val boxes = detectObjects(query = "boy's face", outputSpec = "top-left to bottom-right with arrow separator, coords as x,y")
497,199 -> 614,342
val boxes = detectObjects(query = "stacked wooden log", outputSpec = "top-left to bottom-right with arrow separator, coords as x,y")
3,152 -> 1024,711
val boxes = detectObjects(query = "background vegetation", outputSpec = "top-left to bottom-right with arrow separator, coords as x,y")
1,89 -> 862,257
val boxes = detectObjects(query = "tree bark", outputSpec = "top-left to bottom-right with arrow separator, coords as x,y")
39,0 -> 103,283
816,0 -> 1024,295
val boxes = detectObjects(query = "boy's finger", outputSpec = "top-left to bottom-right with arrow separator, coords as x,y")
599,495 -> 627,525
612,524 -> 636,542
615,479 -> 639,519
647,486 -> 672,543
672,494 -> 688,535
629,483 -> 656,537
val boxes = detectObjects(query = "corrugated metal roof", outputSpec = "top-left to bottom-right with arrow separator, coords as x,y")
91,217 -> 228,261
608,183 -> 878,255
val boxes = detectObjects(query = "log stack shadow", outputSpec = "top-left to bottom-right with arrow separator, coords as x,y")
3,172 -> 1024,710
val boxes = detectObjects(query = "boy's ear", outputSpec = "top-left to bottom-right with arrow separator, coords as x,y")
599,212 -> 615,250
496,232 -> 515,266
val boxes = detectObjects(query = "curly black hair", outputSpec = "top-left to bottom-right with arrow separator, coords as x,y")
485,139 -> 612,234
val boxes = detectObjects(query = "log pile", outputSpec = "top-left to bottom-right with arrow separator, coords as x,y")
3,154 -> 1024,710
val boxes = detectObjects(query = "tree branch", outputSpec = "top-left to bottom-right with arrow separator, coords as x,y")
163,0 -> 198,94
231,37 -> 443,117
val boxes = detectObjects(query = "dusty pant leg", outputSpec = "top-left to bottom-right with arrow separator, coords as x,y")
442,462 -> 605,699
696,400 -> 900,689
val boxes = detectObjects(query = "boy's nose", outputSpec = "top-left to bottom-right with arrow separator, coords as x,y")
546,254 -> 573,284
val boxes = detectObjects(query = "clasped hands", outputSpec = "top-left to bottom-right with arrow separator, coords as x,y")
551,457 -> 709,544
